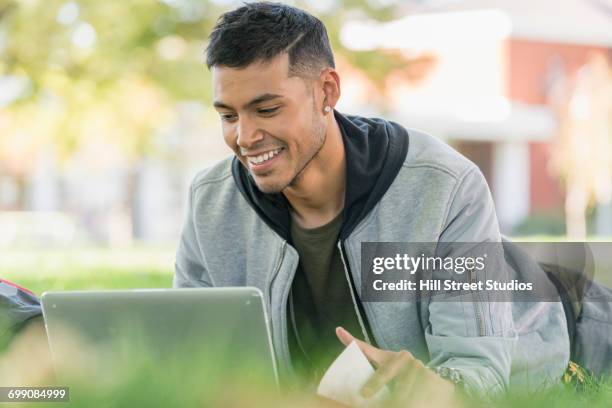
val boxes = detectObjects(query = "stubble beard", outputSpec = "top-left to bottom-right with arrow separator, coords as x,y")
254,107 -> 327,194
253,127 -> 326,194
287,117 -> 326,190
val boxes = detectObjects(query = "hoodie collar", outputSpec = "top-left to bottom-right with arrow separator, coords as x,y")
231,110 -> 409,242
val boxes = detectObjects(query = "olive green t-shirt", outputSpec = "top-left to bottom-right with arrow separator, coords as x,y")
288,211 -> 363,384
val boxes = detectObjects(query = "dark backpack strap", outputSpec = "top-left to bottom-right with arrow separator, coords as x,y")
541,267 -> 578,362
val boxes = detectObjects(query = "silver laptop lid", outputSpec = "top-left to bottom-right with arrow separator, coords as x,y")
41,287 -> 278,388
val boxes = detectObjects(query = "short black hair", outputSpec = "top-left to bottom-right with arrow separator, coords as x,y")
206,2 -> 335,78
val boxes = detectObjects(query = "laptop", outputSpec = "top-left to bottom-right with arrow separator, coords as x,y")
41,287 -> 278,388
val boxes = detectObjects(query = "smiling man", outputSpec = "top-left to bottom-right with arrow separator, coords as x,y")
212,54 -> 346,229
174,1 -> 519,403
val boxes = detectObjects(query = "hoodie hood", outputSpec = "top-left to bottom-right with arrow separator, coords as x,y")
231,110 -> 409,241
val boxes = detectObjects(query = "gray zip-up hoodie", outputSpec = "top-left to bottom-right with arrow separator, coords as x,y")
174,111 -> 569,393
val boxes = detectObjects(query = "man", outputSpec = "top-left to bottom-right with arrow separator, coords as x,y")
174,1 -> 568,403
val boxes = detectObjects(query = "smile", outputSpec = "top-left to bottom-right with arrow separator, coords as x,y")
247,148 -> 283,165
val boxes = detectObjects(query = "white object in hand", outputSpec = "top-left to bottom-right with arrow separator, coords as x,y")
317,341 -> 390,407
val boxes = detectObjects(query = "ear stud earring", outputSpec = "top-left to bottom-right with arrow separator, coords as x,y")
324,106 -> 332,113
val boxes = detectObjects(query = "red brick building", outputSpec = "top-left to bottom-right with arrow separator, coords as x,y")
337,1 -> 612,234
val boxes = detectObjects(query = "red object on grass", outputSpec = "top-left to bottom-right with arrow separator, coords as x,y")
0,278 -> 35,296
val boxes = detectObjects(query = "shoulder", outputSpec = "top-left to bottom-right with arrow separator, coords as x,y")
404,128 -> 478,180
186,156 -> 248,211
190,156 -> 235,195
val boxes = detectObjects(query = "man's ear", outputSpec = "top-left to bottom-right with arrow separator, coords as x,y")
319,67 -> 341,111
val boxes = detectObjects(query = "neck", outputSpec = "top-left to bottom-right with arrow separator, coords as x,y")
283,116 -> 346,229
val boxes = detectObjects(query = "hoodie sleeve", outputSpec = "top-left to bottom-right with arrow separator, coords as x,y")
426,165 -> 517,394
173,179 -> 213,288
0,279 -> 42,351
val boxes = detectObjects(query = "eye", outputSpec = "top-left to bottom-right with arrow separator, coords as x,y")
258,106 -> 280,115
220,112 -> 238,122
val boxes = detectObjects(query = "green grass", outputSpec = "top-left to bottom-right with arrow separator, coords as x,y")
489,381 -> 612,408
2,244 -> 612,406
0,245 -> 175,295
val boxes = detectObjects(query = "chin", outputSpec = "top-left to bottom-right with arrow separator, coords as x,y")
253,176 -> 289,194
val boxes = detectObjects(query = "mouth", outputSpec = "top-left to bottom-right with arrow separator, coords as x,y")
245,147 -> 284,174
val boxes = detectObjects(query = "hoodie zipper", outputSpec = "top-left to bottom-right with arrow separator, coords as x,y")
337,240 -> 372,345
469,267 -> 486,336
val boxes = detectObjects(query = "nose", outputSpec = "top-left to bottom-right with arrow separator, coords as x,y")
236,117 -> 264,150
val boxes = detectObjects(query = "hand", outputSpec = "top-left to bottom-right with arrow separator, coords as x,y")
335,327 -> 460,408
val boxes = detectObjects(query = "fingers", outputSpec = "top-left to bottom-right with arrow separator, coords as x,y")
387,358 -> 422,405
361,350 -> 415,398
333,330 -> 445,406
335,327 -> 387,367
335,326 -> 431,402
335,326 -> 354,347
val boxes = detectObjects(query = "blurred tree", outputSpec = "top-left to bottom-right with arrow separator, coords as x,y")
0,0 -> 412,220
549,53 -> 612,239
0,0 -> 219,158
0,0 -> 410,151
0,0 -> 222,212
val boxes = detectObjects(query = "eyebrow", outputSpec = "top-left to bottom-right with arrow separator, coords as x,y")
213,93 -> 283,110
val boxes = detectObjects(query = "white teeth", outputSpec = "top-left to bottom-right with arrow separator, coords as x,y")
248,148 -> 281,165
